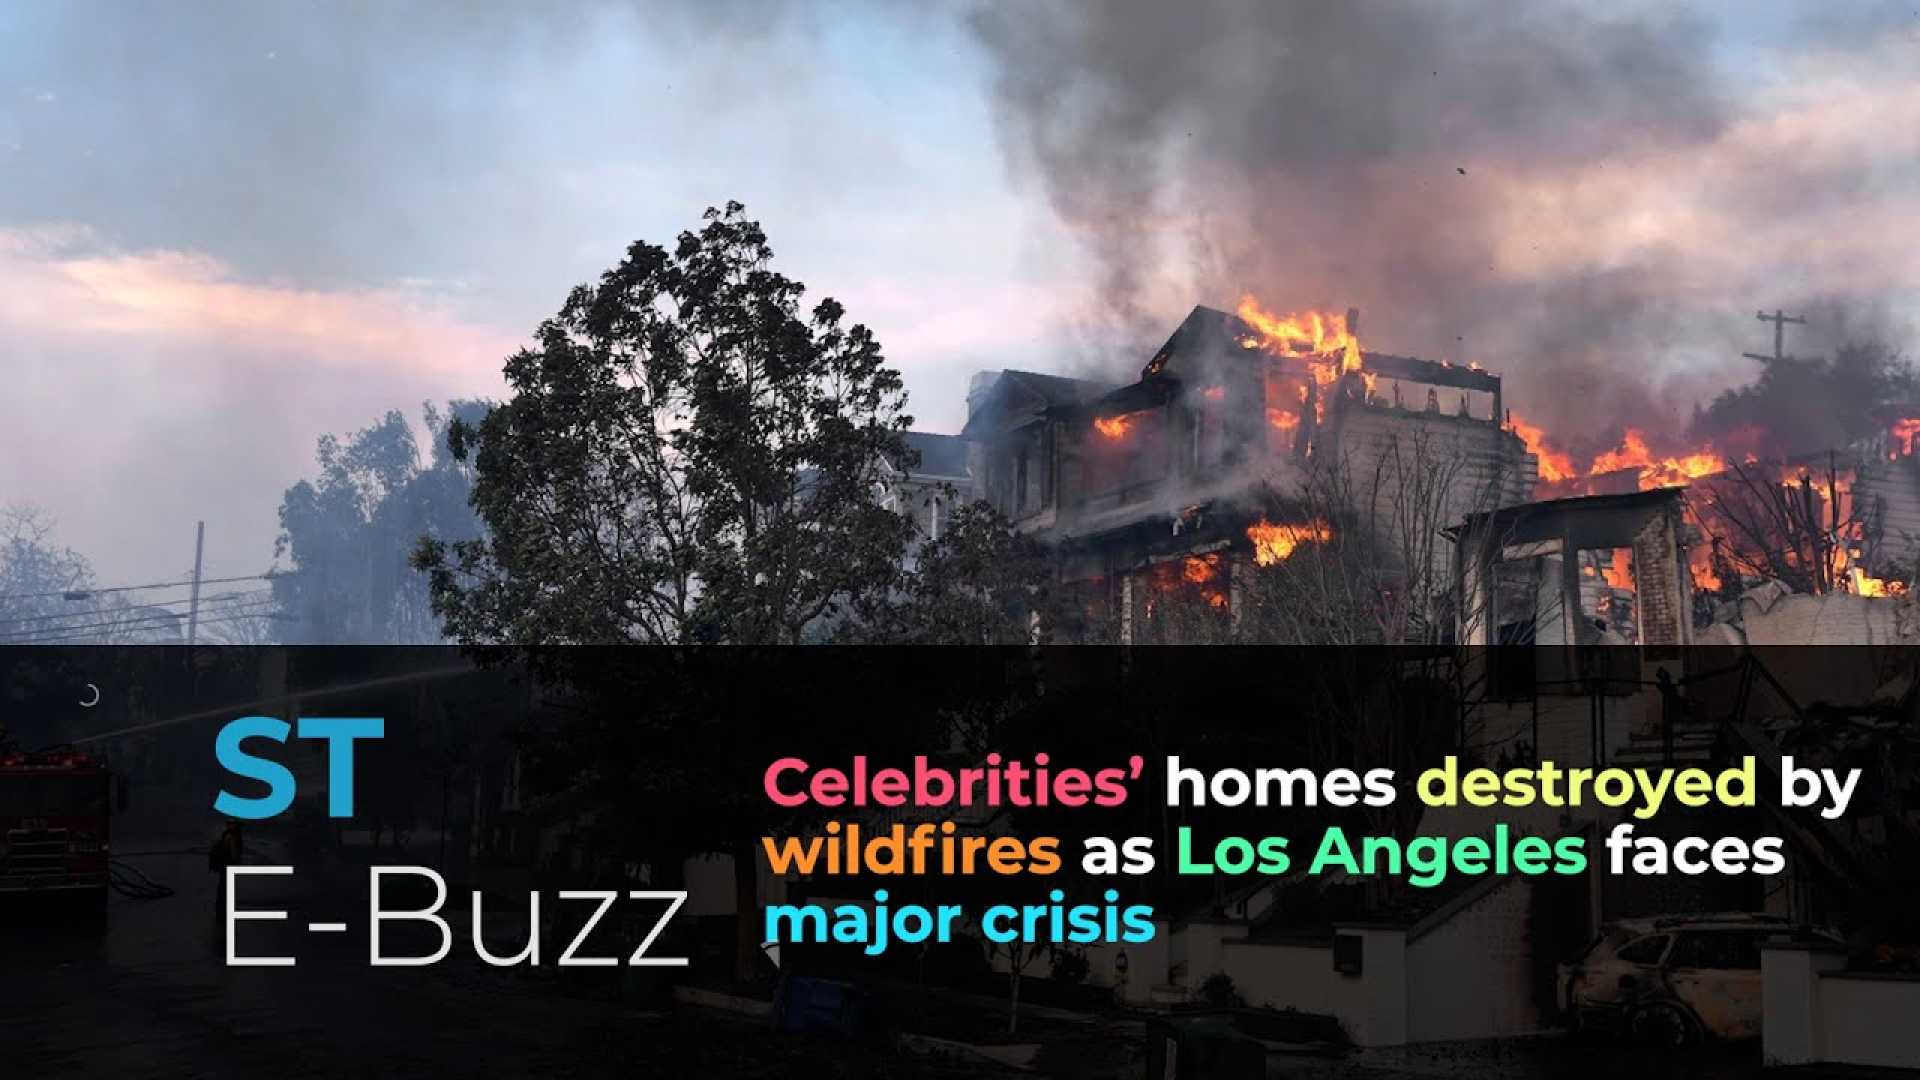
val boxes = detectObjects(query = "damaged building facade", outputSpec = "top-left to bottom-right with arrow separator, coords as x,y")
891,307 -> 1920,1059
956,304 -> 1536,643
923,300 -> 1920,658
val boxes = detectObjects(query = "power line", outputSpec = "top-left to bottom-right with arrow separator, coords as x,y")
0,596 -> 281,644
0,601 -> 276,644
0,589 -> 269,629
0,590 -> 269,630
0,571 -> 277,604
8,609 -> 286,646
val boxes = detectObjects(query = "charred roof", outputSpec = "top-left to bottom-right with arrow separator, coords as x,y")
1127,304 -> 1502,404
897,431 -> 970,479
959,369 -> 1116,440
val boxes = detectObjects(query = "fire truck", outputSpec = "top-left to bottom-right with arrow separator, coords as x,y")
0,745 -> 111,911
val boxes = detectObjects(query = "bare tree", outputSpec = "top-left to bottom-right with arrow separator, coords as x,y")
1686,454 -> 1873,597
1235,423 -> 1516,646
0,505 -> 94,624
1224,425 -> 1523,854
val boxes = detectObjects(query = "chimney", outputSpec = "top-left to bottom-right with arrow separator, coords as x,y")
967,370 -> 1003,420
1346,306 -> 1361,339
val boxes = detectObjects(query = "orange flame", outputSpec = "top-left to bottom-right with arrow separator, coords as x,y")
1507,413 -> 1576,484
1852,568 -> 1906,597
1690,555 -> 1723,593
1589,428 -> 1726,489
1601,549 -> 1634,590
1687,536 -> 1726,593
1172,555 -> 1229,608
1890,417 -> 1920,459
1509,411 -> 1914,597
1247,518 -> 1334,566
1093,414 -> 1135,439
1266,407 -> 1300,432
1235,296 -> 1362,374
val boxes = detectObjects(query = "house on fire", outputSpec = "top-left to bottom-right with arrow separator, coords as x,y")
958,304 -> 1537,640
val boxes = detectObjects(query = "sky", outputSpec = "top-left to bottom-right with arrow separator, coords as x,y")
1,1 -> 1916,585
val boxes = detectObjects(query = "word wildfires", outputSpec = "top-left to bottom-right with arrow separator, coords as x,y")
762,821 -> 1062,876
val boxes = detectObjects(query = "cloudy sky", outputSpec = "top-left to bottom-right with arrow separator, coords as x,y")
2,1 -> 1916,585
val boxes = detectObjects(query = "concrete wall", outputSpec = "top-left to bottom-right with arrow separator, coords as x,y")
1219,938 -> 1335,1014
1738,591 -> 1901,645
1816,974 -> 1920,1069
1470,690 -> 1645,770
1404,876 -> 1544,1042
1205,879 -> 1549,1047
1763,943 -> 1920,1069
1180,919 -> 1232,991
1333,926 -> 1408,1046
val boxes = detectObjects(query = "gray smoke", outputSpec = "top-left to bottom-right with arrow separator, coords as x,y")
968,0 -> 1915,456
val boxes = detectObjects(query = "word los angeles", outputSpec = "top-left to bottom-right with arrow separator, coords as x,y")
1179,822 -> 1784,886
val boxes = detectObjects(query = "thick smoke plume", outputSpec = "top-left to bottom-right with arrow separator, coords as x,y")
969,0 -> 1919,459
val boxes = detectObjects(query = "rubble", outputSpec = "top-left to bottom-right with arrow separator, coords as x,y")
1700,578 -> 1902,646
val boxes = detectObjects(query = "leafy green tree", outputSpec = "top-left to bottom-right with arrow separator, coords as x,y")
414,202 -> 914,644
413,203 -> 919,981
273,401 -> 486,644
1693,341 -> 1914,453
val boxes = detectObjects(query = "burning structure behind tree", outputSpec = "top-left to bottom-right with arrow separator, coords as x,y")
958,301 -> 1535,643
934,300 -> 1920,649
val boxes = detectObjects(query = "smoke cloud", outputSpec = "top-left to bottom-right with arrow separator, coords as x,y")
969,0 -> 1920,458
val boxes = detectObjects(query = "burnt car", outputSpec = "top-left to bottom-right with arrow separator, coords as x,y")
1557,913 -> 1839,1046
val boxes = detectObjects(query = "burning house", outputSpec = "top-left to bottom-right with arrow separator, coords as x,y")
937,299 -> 1920,652
1481,409 -> 1920,657
960,300 -> 1536,642
909,306 -> 1920,1054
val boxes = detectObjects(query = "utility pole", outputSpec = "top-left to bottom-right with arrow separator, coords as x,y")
1743,309 -> 1807,364
186,520 -> 205,646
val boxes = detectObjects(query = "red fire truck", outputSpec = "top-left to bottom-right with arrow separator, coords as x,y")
0,746 -> 111,911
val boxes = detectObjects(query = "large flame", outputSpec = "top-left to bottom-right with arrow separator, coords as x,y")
1506,414 -> 1908,597
1890,417 -> 1920,459
1093,414 -> 1136,439
1247,518 -> 1334,566
1589,428 -> 1726,488
1507,413 -> 1576,484
1235,296 -> 1362,374
1513,418 -> 1730,495
1143,554 -> 1229,613
1852,567 -> 1906,597
1689,541 -> 1724,593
